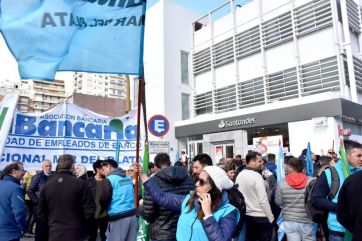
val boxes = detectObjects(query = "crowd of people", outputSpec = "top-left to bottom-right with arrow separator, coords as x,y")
0,139 -> 362,241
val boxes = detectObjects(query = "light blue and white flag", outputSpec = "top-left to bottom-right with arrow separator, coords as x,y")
276,141 -> 285,241
0,0 -> 146,80
276,141 -> 285,182
306,142 -> 314,177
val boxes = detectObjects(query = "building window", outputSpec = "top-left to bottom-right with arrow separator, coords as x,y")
181,51 -> 189,84
182,93 -> 190,120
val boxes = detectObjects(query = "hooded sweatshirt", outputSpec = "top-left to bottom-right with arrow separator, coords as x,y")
139,166 -> 194,241
275,172 -> 312,223
266,162 -> 277,176
285,173 -> 309,189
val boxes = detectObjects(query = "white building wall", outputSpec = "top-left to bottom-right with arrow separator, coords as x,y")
194,71 -> 213,94
265,42 -> 295,74
215,63 -> 235,88
288,117 -> 342,157
298,29 -> 337,65
144,0 -> 199,162
238,53 -> 264,81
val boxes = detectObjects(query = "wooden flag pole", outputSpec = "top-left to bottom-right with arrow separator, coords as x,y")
134,75 -> 143,208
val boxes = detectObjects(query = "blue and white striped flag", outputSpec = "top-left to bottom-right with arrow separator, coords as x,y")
0,0 -> 146,80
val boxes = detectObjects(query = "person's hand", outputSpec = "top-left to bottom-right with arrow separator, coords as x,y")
139,199 -> 144,206
198,193 -> 212,216
134,163 -> 148,182
134,163 -> 144,174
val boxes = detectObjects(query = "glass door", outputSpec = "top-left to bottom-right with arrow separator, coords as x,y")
188,140 -> 203,160
214,143 -> 234,163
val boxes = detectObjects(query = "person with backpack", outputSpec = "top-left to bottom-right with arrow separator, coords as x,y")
275,158 -> 315,241
310,140 -> 362,241
135,163 -> 240,241
138,153 -> 194,241
305,155 -> 335,241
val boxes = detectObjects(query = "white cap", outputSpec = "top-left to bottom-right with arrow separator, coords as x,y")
203,166 -> 234,191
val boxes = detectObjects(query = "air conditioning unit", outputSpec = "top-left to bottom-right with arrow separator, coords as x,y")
313,117 -> 328,127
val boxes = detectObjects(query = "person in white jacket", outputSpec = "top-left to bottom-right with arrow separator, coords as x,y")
235,151 -> 274,241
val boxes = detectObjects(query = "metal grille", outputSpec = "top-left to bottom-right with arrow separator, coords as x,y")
266,68 -> 299,102
344,57 -> 350,87
300,56 -> 340,96
353,56 -> 362,92
347,0 -> 361,33
213,37 -> 234,67
294,0 -> 333,36
262,12 -> 293,48
193,47 -> 211,75
235,26 -> 261,58
214,84 -> 237,113
237,77 -> 265,108
194,91 -> 213,115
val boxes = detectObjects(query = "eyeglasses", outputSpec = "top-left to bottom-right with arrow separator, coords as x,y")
328,152 -> 336,155
196,178 -> 210,186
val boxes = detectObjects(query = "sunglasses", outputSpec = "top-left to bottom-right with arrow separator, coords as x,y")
196,178 -> 210,186
328,152 -> 336,155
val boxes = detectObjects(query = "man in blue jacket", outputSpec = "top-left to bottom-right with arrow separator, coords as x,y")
99,159 -> 138,241
0,162 -> 27,241
311,140 -> 362,241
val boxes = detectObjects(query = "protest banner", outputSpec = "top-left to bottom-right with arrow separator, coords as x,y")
0,100 -> 145,170
0,94 -> 19,159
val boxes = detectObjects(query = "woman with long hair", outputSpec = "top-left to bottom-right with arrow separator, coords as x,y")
136,164 -> 239,241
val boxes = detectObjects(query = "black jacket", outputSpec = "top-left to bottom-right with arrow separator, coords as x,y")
86,176 -> 108,219
28,171 -> 49,206
38,170 -> 95,241
337,171 -> 362,241
310,172 -> 338,212
138,166 -> 194,241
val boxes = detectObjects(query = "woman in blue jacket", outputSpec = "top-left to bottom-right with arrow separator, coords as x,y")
136,164 -> 239,241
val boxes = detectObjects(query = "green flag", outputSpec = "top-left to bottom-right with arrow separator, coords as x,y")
338,126 -> 352,241
339,141 -> 351,178
136,140 -> 150,241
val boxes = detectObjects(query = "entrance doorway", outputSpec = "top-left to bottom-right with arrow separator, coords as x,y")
214,143 -> 234,163
188,140 -> 203,160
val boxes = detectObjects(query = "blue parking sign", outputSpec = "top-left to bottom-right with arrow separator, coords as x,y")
148,115 -> 170,137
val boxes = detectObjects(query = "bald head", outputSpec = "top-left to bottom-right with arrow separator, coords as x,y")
42,160 -> 52,175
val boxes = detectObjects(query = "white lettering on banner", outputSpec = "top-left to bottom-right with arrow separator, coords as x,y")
0,101 -> 145,171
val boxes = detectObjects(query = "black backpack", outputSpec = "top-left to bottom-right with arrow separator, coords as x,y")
226,184 -> 246,237
304,166 -> 340,224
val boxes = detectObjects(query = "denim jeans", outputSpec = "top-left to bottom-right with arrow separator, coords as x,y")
284,221 -> 316,241
329,231 -> 344,241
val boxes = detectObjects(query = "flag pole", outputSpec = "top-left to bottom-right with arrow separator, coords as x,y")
134,0 -> 147,208
134,75 -> 143,208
